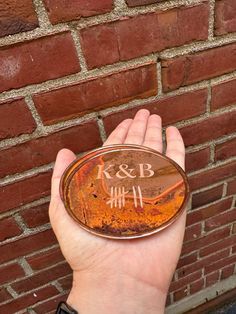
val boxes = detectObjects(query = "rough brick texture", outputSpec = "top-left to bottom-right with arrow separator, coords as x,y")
0,98 -> 36,139
0,0 -> 236,313
80,3 -> 209,69
0,32 -> 80,93
215,0 -> 236,35
44,0 -> 113,24
0,0 -> 38,37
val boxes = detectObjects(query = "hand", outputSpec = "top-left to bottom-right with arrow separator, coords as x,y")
49,109 -> 186,314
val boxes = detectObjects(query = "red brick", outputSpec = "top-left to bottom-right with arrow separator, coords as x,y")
162,43 -> 236,92
165,294 -> 171,307
205,208 -> 236,232
104,89 -> 207,134
205,253 -> 236,274
80,4 -> 209,69
0,32 -> 80,93
33,63 -> 157,125
215,0 -> 236,35
227,179 -> 236,196
26,247 -> 64,271
21,203 -> 49,228
0,121 -> 102,177
0,262 -> 25,285
200,234 -> 236,257
33,294 -> 67,313
0,287 -> 12,303
170,270 -> 202,292
211,78 -> 236,111
187,198 -> 233,227
44,0 -> 113,24
192,185 -> 224,209
0,0 -> 38,37
180,111 -> 236,147
185,147 -> 210,173
182,227 -> 231,255
0,171 -> 52,213
232,245 -> 236,254
178,249 -> 229,279
0,285 -> 58,313
184,223 -> 202,243
0,216 -> 22,242
58,275 -> 73,291
0,98 -> 36,140
0,229 -> 56,264
177,252 -> 198,269
206,271 -> 219,287
221,264 -> 235,280
190,278 -> 204,294
189,161 -> 236,191
126,0 -> 160,6
12,262 -> 71,294
215,138 -> 236,162
173,286 -> 188,302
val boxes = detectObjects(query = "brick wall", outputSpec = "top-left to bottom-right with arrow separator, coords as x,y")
0,0 -> 235,313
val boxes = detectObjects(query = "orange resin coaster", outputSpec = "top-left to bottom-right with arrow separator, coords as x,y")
60,144 -> 190,239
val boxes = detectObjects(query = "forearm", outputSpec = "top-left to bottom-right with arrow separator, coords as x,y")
67,271 -> 166,314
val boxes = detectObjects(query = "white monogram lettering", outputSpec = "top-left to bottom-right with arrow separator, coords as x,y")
138,163 -> 154,178
116,164 -> 136,179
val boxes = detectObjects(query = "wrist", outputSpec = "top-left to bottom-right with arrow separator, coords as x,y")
67,271 -> 166,314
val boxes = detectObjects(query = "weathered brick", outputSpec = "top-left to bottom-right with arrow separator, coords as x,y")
187,197 -> 233,227
205,208 -> 236,232
177,252 -> 198,269
0,171 -> 52,213
80,4 -> 209,69
0,262 -> 25,285
192,184 -> 224,209
0,98 -> 36,140
190,278 -> 204,294
184,223 -> 202,243
162,43 -> 236,92
0,288 -> 12,303
205,253 -> 236,274
26,247 -> 64,271
33,63 -> 157,125
200,234 -> 236,257
185,147 -> 210,173
215,138 -> 236,162
178,249 -> 229,279
205,270 -> 219,287
0,0 -> 38,37
189,161 -> 236,191
215,0 -> 236,35
33,294 -> 67,313
227,178 -> 236,196
211,78 -> 236,111
0,229 -> 56,264
220,264 -> 235,280
0,32 -> 80,93
170,270 -> 202,292
104,89 -> 207,134
182,227 -> 230,255
126,0 -> 160,6
0,216 -> 22,242
0,285 -> 58,313
21,203 -> 49,228
12,262 -> 71,294
180,111 -> 236,147
0,121 -> 102,177
58,275 -> 73,291
44,0 -> 113,24
173,286 -> 188,302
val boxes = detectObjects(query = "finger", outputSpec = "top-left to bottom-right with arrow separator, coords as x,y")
165,126 -> 185,170
51,148 -> 76,200
103,119 -> 133,146
142,114 -> 163,153
124,109 -> 150,145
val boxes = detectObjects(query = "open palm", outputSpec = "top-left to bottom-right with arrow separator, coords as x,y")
49,109 -> 186,313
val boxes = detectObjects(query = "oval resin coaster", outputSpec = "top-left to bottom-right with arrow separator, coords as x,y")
60,144 -> 190,239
